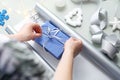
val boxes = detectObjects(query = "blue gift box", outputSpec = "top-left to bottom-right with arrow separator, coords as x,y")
35,21 -> 70,59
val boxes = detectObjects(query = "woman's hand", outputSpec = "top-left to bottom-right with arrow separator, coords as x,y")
8,22 -> 42,42
64,37 -> 82,57
54,38 -> 82,80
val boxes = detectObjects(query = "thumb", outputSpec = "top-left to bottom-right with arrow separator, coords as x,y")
34,33 -> 42,38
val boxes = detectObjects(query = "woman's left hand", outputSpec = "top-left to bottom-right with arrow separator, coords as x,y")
8,22 -> 42,42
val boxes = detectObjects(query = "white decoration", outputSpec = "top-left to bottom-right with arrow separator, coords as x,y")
101,39 -> 118,59
91,8 -> 108,30
105,34 -> 120,48
92,33 -> 103,44
90,8 -> 120,59
64,8 -> 83,27
55,0 -> 66,10
109,17 -> 120,32
89,25 -> 103,35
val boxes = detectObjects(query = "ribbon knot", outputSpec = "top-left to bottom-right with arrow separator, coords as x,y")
42,26 -> 64,51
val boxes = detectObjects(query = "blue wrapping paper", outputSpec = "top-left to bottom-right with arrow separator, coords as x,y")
35,21 -> 70,59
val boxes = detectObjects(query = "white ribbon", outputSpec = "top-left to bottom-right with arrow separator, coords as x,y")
42,27 -> 64,51
90,8 -> 108,30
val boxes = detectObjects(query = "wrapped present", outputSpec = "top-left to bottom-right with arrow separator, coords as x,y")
35,21 -> 70,59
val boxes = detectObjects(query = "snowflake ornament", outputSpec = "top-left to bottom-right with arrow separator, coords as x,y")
109,17 -> 120,32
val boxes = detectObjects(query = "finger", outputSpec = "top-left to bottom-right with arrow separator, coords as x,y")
33,24 -> 42,33
34,33 -> 42,38
34,26 -> 41,33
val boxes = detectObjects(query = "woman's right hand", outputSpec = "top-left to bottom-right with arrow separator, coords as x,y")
64,37 -> 82,57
